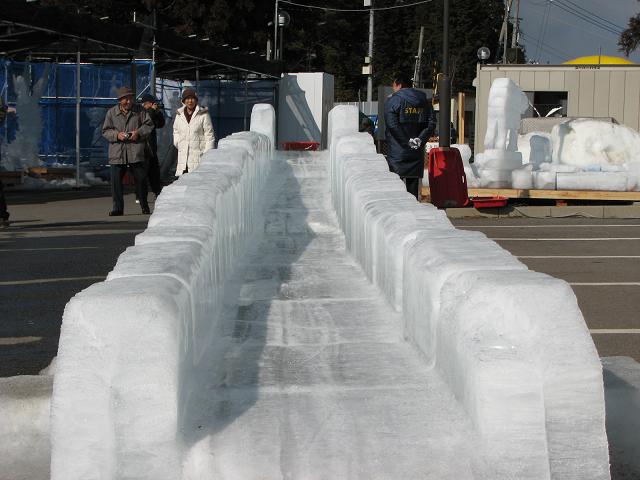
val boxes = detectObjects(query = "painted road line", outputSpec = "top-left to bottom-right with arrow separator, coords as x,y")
458,224 -> 640,228
519,255 -> 640,259
0,247 -> 99,252
570,282 -> 640,286
490,237 -> 640,241
590,329 -> 640,334
0,336 -> 43,346
0,229 -> 142,239
0,276 -> 106,286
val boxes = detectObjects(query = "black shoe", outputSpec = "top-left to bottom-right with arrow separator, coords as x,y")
109,210 -> 123,216
141,205 -> 151,215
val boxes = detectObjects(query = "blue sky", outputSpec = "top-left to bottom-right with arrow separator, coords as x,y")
516,0 -> 640,64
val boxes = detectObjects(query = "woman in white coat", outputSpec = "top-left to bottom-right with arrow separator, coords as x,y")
173,88 -> 215,175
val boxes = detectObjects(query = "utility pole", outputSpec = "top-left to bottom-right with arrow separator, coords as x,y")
75,48 -> 81,188
499,0 -> 513,63
438,0 -> 450,147
366,0 -> 374,107
511,0 -> 520,49
413,26 -> 425,88
274,0 -> 279,60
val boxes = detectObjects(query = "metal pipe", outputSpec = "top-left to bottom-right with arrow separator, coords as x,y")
155,45 -> 279,78
413,26 -> 424,88
243,74 -> 248,131
3,61 -> 8,146
366,1 -> 374,105
438,0 -> 450,148
151,36 -> 156,96
0,20 -> 278,78
75,48 -> 80,187
274,0 -> 279,61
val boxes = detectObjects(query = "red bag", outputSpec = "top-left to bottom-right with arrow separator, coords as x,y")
427,147 -> 469,208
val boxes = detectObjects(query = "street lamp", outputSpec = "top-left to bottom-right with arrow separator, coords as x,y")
277,10 -> 290,62
477,46 -> 491,64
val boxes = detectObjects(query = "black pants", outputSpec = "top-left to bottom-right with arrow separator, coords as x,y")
111,163 -> 148,213
147,155 -> 162,196
402,177 -> 420,200
0,179 -> 8,221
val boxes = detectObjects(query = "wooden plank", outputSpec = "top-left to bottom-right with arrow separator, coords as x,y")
28,167 -> 75,176
421,187 -> 640,202
0,171 -> 23,186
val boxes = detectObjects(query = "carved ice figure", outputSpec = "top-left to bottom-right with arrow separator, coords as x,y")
475,78 -> 529,187
484,77 -> 529,152
2,66 -> 50,171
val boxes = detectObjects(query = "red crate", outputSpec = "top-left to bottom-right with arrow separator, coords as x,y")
282,141 -> 320,151
470,196 -> 508,208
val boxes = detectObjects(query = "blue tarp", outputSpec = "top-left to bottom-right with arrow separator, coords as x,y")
1,59 -> 152,167
0,59 -> 278,170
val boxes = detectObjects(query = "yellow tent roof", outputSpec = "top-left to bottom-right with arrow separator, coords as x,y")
564,55 -> 635,65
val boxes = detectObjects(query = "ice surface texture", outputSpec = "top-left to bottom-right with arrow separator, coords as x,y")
50,105 -> 275,480
329,105 -> 610,479
0,375 -> 52,480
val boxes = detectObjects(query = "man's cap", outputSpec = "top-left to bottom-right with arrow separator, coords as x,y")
181,88 -> 198,102
140,93 -> 158,103
116,86 -> 134,99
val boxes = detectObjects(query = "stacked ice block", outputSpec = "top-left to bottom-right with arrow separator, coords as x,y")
328,105 -> 610,479
50,105 -> 276,480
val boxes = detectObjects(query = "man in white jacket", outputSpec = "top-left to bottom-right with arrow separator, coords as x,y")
173,88 -> 215,176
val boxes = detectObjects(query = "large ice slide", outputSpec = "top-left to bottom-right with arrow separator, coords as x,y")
50,104 -> 609,479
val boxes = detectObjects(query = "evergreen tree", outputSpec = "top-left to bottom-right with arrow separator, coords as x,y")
374,0 -> 506,95
39,0 -> 510,100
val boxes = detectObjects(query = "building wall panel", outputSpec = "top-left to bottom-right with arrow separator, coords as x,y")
593,71 -> 610,117
578,71 -> 595,117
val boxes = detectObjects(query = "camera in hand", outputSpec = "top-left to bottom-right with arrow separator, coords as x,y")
123,132 -> 132,140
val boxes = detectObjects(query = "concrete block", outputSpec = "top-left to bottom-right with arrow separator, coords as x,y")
603,205 -> 640,219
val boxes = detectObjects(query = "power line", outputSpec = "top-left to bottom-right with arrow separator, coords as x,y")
520,30 -> 572,61
551,0 -> 622,37
559,0 -> 625,32
279,0 -> 434,12
527,3 -> 621,42
534,0 -> 550,62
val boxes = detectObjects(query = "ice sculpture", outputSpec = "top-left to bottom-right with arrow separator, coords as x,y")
475,78 -> 529,187
2,67 -> 49,171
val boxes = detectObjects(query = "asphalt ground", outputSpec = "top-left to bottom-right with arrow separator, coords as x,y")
2,193 -> 639,374
1,188 -> 638,478
452,217 -> 640,362
0,187 -> 149,376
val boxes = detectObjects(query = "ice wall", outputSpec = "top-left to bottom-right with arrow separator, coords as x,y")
50,104 -> 275,480
328,105 -> 610,479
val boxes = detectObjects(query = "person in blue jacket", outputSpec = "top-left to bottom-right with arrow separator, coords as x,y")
384,73 -> 436,199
